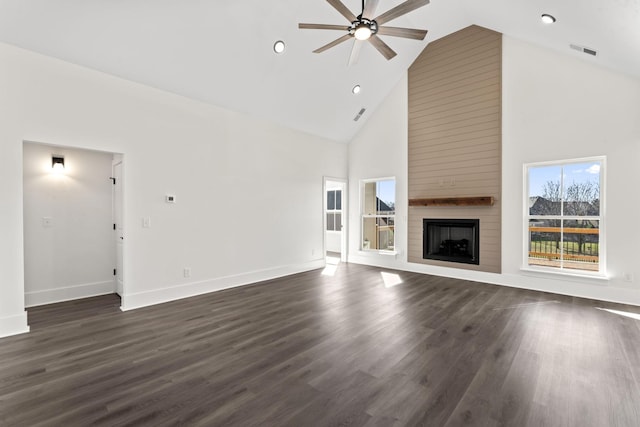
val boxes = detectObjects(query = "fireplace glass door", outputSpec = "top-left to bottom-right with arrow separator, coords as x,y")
423,219 -> 479,265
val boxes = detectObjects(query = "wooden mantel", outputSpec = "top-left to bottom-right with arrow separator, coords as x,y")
409,196 -> 495,207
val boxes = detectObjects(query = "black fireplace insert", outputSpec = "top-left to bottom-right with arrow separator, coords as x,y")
423,219 -> 479,265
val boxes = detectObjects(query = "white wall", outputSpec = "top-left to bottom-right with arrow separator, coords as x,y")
0,42 -> 347,337
501,37 -> 640,302
23,143 -> 116,306
347,36 -> 640,306
348,75 -> 409,268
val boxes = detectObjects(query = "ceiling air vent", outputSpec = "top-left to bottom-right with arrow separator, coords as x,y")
353,108 -> 366,122
570,44 -> 597,56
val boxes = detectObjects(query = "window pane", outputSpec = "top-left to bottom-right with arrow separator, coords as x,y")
364,182 -> 377,215
376,180 -> 395,215
326,213 -> 334,231
327,190 -> 336,210
362,217 -> 395,251
529,165 -> 562,215
335,213 -> 341,230
363,217 -> 376,249
563,162 -> 601,216
377,216 -> 395,251
335,190 -> 342,210
528,219 -> 561,268
562,219 -> 599,272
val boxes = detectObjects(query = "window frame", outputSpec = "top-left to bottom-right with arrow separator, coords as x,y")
523,156 -> 606,277
360,177 -> 396,253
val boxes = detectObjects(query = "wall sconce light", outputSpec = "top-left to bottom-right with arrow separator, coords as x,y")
52,155 -> 65,172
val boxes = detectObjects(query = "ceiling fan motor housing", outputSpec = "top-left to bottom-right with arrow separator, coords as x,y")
349,18 -> 378,38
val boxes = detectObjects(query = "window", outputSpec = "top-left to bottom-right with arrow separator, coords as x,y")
361,178 -> 395,251
326,189 -> 342,231
525,157 -> 604,274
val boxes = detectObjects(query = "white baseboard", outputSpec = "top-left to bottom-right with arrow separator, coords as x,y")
121,259 -> 326,311
25,280 -> 116,307
348,255 -> 640,307
0,312 -> 30,338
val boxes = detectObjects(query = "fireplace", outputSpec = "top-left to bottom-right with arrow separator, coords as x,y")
423,219 -> 479,265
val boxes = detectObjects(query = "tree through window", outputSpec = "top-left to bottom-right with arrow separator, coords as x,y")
526,158 -> 604,274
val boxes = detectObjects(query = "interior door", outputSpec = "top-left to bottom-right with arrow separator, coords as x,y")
113,161 -> 124,296
338,185 -> 347,262
324,178 -> 347,262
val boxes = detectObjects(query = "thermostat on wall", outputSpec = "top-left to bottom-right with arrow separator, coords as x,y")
165,194 -> 176,203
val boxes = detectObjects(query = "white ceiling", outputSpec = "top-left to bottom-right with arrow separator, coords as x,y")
0,0 -> 638,142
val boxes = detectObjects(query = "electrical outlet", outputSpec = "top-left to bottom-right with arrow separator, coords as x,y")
623,273 -> 634,282
42,217 -> 53,227
183,267 -> 191,278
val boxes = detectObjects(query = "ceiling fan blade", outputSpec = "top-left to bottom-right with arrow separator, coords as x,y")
348,40 -> 364,66
327,0 -> 356,22
313,34 -> 353,53
299,23 -> 349,31
368,34 -> 397,60
375,0 -> 429,26
377,26 -> 428,40
362,0 -> 380,19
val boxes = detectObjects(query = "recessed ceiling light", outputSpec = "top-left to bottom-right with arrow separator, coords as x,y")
541,14 -> 556,24
273,40 -> 285,54
352,85 -> 361,94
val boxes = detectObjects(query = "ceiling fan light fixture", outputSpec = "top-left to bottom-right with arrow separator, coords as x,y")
352,85 -> 361,94
349,18 -> 377,41
354,24 -> 372,40
541,14 -> 556,24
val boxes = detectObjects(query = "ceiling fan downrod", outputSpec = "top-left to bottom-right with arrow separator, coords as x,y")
351,0 -> 377,40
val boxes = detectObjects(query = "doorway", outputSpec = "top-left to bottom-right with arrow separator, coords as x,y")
22,142 -> 124,308
324,178 -> 347,263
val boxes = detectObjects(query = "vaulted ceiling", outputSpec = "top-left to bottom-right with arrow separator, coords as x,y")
0,0 -> 638,142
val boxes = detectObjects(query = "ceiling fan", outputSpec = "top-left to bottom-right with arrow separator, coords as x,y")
299,0 -> 429,65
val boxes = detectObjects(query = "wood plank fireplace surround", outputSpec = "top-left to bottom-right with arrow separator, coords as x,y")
408,25 -> 502,274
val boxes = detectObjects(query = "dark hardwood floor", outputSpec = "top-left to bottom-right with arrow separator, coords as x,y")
2,263 -> 640,426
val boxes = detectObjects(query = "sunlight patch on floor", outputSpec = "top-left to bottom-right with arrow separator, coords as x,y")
381,272 -> 403,288
321,255 -> 341,276
596,307 -> 640,321
321,265 -> 338,276
326,256 -> 340,265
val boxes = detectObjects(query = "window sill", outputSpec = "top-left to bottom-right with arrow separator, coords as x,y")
358,250 -> 398,257
520,266 -> 610,282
